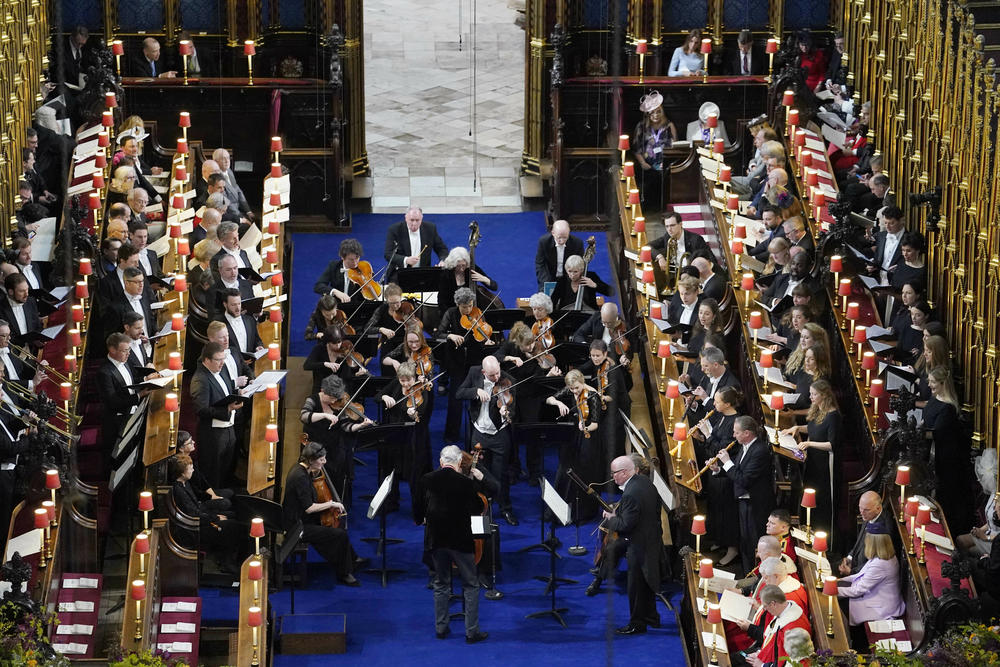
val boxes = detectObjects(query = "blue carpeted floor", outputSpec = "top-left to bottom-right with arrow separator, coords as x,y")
199,213 -> 687,664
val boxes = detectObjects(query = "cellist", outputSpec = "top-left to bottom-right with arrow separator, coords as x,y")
312,238 -> 366,306
281,441 -> 365,587
551,254 -> 613,312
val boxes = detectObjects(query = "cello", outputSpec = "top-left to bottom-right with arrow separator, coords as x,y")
311,465 -> 344,528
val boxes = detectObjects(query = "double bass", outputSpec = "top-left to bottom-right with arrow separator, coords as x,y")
572,236 -> 598,310
468,221 -> 503,307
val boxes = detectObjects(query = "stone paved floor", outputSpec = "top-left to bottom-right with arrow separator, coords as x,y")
363,0 -> 525,213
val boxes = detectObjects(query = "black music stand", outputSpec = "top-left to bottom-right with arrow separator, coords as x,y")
354,422 -> 413,551
552,342 -> 590,369
396,267 -> 446,295
364,471 -> 402,587
483,308 -> 527,333
552,311 -> 593,340
525,478 -> 574,628
343,299 -> 379,325
513,423 -> 577,555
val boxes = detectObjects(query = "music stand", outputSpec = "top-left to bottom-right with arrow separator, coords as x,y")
343,299 -> 379,326
512,423 -> 577,554
552,311 -> 593,340
525,478 -> 573,628
483,308 -> 527,333
365,471 -> 402,587
552,342 -> 590,370
396,267 -> 446,295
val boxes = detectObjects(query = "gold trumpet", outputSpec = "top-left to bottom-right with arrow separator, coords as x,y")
0,379 -> 79,423
683,440 -> 738,486
659,237 -> 691,297
6,342 -> 73,384
0,401 -> 74,438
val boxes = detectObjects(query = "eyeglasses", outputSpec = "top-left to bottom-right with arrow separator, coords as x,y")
611,468 -> 627,475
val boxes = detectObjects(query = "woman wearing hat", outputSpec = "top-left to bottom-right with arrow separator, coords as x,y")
685,101 -> 730,147
632,91 -> 677,213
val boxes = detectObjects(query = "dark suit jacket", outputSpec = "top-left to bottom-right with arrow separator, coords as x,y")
666,293 -> 702,329
414,467 -> 485,552
208,279 -> 254,320
60,38 -> 87,87
138,248 -> 162,278
847,509 -> 898,574
19,262 -> 52,292
762,273 -> 808,305
700,272 -> 726,303
571,311 -> 605,343
313,259 -> 363,299
720,438 -> 775,528
534,233 -> 585,290
210,248 -> 253,276
130,54 -> 170,78
551,271 -> 613,311
605,473 -> 662,590
725,44 -> 766,76
873,231 -> 904,272
0,298 -> 42,342
852,190 -> 887,218
96,358 -> 141,446
789,233 -> 815,257
190,364 -> 235,429
650,230 -> 709,263
219,313 -> 263,354
0,351 -> 32,390
455,365 -> 515,434
131,157 -> 161,202
106,294 -> 156,339
383,221 -> 449,282
750,225 -> 787,261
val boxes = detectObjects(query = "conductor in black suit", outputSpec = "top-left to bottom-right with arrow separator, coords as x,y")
0,273 -> 42,347
131,38 -> 176,78
96,333 -> 152,456
710,416 -> 775,575
603,455 -> 663,634
190,342 -> 242,489
383,206 -> 449,283
413,444 -> 488,643
534,219 -> 585,291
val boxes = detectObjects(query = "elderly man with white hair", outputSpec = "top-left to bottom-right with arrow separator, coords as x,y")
383,206 -> 449,283
534,219 -> 584,291
572,301 -> 633,367
726,556 -> 808,655
212,148 -> 253,220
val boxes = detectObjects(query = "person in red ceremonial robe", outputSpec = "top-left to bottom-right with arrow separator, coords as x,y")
726,556 -> 808,653
732,585 -> 811,667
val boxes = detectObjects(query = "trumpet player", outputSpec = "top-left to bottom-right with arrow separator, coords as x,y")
0,320 -> 46,390
650,209 -> 708,275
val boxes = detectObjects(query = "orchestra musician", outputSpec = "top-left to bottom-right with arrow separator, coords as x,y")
572,302 -> 634,369
534,219 -> 584,291
382,323 -> 434,388
649,208 -> 709,274
686,347 -> 739,423
313,238 -> 366,304
413,444 -> 488,643
551,255 -> 613,312
439,247 -> 498,311
577,340 -> 630,475
383,206 -> 449,283
303,324 -> 370,394
456,356 -> 518,526
363,283 -> 411,350
0,367 -> 29,556
692,385 -> 741,566
377,360 -> 432,514
305,294 -> 352,341
546,369 -> 601,519
282,442 -> 363,587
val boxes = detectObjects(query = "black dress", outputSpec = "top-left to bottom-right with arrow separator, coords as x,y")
303,342 -> 365,394
438,265 -> 498,314
790,369 -> 820,412
374,378 -> 432,516
578,358 -> 631,474
803,410 -> 841,542
435,306 -> 494,442
923,397 -> 974,534
890,263 -> 927,291
698,411 -> 738,548
894,325 -> 924,365
300,394 -> 358,509
551,271 -> 613,312
550,386 -> 601,518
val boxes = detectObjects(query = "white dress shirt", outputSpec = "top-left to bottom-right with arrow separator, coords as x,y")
211,371 -> 236,428
137,250 -> 152,276
6,298 -> 26,335
680,301 -> 697,325
127,295 -> 150,336
129,337 -> 148,365
18,264 -> 39,290
224,246 -> 247,269
408,229 -> 422,258
473,378 -> 498,435
226,313 -> 249,352
0,349 -> 19,382
109,356 -> 134,394
223,349 -> 240,384
881,230 -> 904,272
555,244 -> 566,278
740,50 -> 753,75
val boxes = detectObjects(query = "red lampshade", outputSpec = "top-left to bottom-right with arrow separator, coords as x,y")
862,351 -> 876,370
171,313 -> 184,331
102,92 -> 114,109
177,238 -> 190,256
46,469 -> 61,490
270,136 -> 283,153
642,269 -> 655,284
112,40 -> 124,56
168,222 -> 182,238
813,191 -> 826,208
169,352 -> 182,371
713,138 -> 725,154
97,132 -> 110,148
829,255 -> 843,273
794,130 -> 806,147
78,258 -> 92,275
268,220 -> 281,235
173,275 -> 187,294
741,273 -> 755,291
75,281 -> 89,299
707,603 -> 722,625
657,339 -> 672,359
71,305 -> 84,323
178,111 -> 191,128
134,532 -> 150,554
269,191 -> 282,208
700,38 -> 713,54
64,355 -> 77,373
766,38 -> 779,54
164,393 -> 179,412
801,151 -> 813,168
269,306 -> 283,323
666,380 -> 680,399
691,515 -> 706,535
628,189 -> 640,205
782,90 -> 795,106
706,113 -> 718,129
175,164 -> 187,181
916,505 -> 931,526
727,193 -> 739,211
88,192 -> 101,210
94,153 -> 107,168
733,222 -> 746,239
248,559 -> 263,580
270,272 -> 284,288
770,391 -> 784,411
268,343 -> 280,361
788,109 -> 799,126
895,465 -> 910,486
265,384 -> 280,402
812,531 -> 828,553
806,169 -> 819,187
649,303 -> 662,320
760,349 -> 773,368
853,325 -> 867,344
698,558 -> 714,579
905,496 -> 920,517
869,378 -> 885,398
748,311 -> 763,329
193,213 -> 202,226
250,517 -> 265,538
172,194 -> 185,211
179,40 -> 193,56
138,491 -> 154,512
247,606 -> 262,627
801,487 -> 816,508
719,165 -> 732,183
101,111 -> 114,127
822,576 -> 839,596
41,501 -> 54,523
92,172 -> 105,189
266,248 -> 278,264
176,137 -> 188,154
618,134 -> 630,151
731,240 -> 744,255
639,246 -> 652,263
270,163 -> 282,179
33,507 -> 48,529
845,304 -> 860,323
265,423 -> 279,443
244,40 -> 256,56
633,217 -> 646,234
636,40 -> 648,55
623,162 -> 635,178
131,580 -> 146,601
69,329 -> 82,347
673,422 -> 687,442
838,278 -> 853,297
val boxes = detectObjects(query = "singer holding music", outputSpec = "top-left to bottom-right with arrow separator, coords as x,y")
282,442 -> 364,587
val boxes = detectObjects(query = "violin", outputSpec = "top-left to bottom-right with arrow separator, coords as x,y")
346,260 -> 383,300
528,339 -> 558,371
609,320 -> 631,359
532,317 -> 555,350
332,395 -> 367,422
411,346 -> 434,380
311,466 -> 343,528
329,309 -> 355,336
331,339 -> 366,368
462,443 -> 490,565
461,306 -> 494,343
596,360 -> 610,411
405,386 -> 424,422
576,387 -> 591,439
492,376 -> 514,425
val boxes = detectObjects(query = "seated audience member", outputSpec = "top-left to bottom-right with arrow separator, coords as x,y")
852,174 -> 892,218
732,129 -> 780,195
747,168 -> 788,218
727,29 -> 764,76
192,207 -> 223,244
686,101 -> 730,147
958,449 -> 998,558
972,502 -> 1000,619
836,523 -> 905,625
669,29 -> 706,77
838,491 -> 894,575
797,30 -> 828,91
732,585 -> 811,667
783,628 -> 814,666
169,453 -> 242,573
176,430 -> 234,511
782,217 -> 814,257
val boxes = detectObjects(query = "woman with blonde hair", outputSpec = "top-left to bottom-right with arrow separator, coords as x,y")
788,344 -> 831,413
924,367 -> 974,533
836,524 -> 904,626
784,322 -> 829,377
914,334 -> 950,405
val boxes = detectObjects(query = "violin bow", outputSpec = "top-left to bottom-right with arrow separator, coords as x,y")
529,311 -> 571,344
459,290 -> 503,341
333,375 -> 372,421
398,371 -> 445,402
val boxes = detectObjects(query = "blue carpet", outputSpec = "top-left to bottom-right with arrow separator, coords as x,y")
198,213 -> 687,664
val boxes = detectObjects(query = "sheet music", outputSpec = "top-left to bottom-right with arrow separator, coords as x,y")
869,619 -> 906,633
765,427 -> 803,456
805,137 -> 826,152
700,631 -> 728,653
4,528 -> 43,560
541,478 -> 571,525
262,207 -> 291,224
870,340 -> 894,354
145,202 -> 164,214
651,469 -> 676,510
470,515 -> 487,535
859,274 -> 890,289
266,174 -> 291,194
243,371 -> 288,394
720,588 -> 755,623
866,324 -> 892,339
239,224 -> 263,251
30,217 -> 58,262
367,471 -> 396,519
821,123 -> 848,148
72,160 -> 99,179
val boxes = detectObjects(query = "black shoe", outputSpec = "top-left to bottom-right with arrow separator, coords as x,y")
646,618 -> 662,629
502,511 -> 519,526
615,624 -> 646,635
465,631 -> 488,644
436,628 -> 450,639
585,579 -> 602,596
353,557 -> 370,571
338,573 -> 361,587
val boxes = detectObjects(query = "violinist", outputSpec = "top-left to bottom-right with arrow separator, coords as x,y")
300,375 -> 369,508
439,247 -> 498,312
383,323 -> 434,389
551,254 -> 613,312
435,287 -> 495,444
692,386 -> 742,567
313,238 -> 366,305
528,293 -> 557,350
363,283 -> 410,348
456,356 -> 519,526
546,369 -> 601,518
572,302 -> 633,368
303,324 -> 369,394
282,442 -> 364,587
577,340 -> 630,474
305,294 -> 353,341
377,361 -> 432,514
